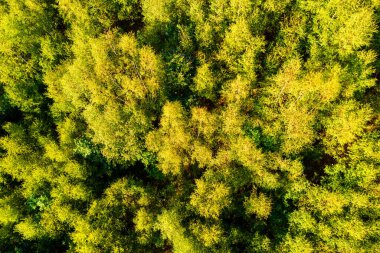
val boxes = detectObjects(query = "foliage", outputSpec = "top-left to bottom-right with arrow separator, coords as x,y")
0,0 -> 379,252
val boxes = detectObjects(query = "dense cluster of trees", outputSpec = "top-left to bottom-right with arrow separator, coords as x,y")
0,0 -> 379,252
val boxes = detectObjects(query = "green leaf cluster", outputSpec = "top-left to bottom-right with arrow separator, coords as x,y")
0,0 -> 380,252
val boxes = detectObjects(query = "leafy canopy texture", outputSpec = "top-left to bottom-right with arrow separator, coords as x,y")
0,0 -> 380,252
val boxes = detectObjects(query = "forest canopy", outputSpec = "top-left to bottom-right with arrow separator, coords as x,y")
0,0 -> 380,252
